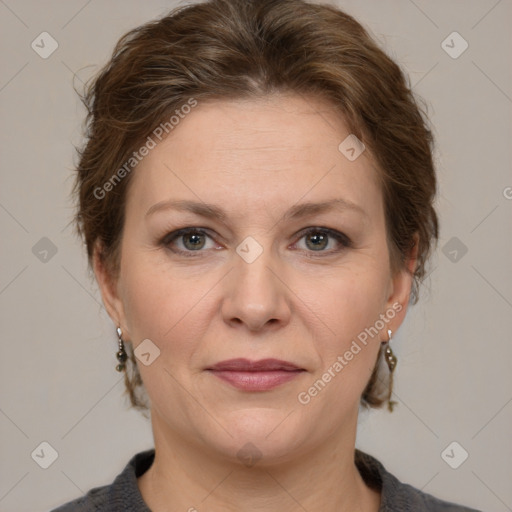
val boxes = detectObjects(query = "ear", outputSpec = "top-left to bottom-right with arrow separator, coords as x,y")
92,240 -> 128,336
383,233 -> 420,334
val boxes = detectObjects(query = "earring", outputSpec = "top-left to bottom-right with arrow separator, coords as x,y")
383,328 -> 397,372
115,326 -> 128,372
382,328 -> 398,412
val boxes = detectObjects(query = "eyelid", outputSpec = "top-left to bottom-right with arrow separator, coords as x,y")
161,226 -> 352,257
291,227 -> 352,257
295,226 -> 352,247
160,227 -> 219,251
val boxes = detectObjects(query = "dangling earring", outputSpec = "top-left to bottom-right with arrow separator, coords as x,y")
383,328 -> 397,372
115,326 -> 128,372
382,328 -> 398,412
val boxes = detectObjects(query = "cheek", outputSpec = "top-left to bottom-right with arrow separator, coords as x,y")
121,268 -> 168,341
301,264 -> 389,402
312,263 -> 389,345
120,254 -> 213,362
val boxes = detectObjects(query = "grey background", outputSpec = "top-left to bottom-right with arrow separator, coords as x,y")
0,1 -> 511,511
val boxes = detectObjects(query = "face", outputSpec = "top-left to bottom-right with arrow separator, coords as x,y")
95,94 -> 413,464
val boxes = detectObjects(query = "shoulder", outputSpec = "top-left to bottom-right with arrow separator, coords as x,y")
386,478 -> 483,512
50,484 -> 109,511
355,449 -> 483,512
50,449 -> 155,512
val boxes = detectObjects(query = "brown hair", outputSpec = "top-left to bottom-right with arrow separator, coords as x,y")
73,0 -> 439,413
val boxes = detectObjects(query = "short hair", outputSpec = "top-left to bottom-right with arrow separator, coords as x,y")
73,0 -> 439,413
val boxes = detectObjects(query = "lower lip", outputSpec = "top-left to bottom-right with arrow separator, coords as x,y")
207,370 -> 304,391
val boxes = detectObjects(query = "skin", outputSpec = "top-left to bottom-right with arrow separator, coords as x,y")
94,93 -> 417,512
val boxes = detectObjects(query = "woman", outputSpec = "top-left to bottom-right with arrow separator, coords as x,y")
53,0 -> 481,510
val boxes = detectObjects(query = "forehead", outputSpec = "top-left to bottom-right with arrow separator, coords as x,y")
126,94 -> 382,222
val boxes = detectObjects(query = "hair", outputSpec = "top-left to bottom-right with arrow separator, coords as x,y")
72,0 -> 439,414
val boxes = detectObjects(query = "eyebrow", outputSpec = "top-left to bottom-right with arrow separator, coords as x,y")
145,198 -> 368,223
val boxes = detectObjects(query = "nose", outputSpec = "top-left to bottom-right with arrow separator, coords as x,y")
221,242 -> 292,333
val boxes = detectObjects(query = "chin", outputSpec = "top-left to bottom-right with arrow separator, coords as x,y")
200,408 -> 311,467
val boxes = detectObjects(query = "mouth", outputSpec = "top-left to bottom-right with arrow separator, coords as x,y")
205,358 -> 305,392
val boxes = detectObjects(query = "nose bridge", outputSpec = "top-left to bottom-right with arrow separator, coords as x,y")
222,233 -> 290,330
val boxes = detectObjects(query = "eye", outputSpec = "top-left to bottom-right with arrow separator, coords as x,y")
293,227 -> 352,256
162,228 -> 217,257
161,226 -> 352,258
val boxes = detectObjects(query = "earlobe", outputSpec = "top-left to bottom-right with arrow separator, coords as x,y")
92,240 -> 126,331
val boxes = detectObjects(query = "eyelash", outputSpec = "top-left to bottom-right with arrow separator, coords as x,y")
160,227 -> 352,258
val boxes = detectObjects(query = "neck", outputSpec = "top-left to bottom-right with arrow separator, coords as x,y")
138,409 -> 381,512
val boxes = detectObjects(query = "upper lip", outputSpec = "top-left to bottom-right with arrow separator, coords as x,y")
207,358 -> 303,372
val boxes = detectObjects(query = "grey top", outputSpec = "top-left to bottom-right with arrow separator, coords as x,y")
51,448 -> 482,511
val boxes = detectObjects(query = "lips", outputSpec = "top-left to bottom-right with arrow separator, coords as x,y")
206,358 -> 305,391
207,358 -> 303,372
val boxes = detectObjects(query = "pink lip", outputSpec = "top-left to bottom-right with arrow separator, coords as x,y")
206,358 -> 305,391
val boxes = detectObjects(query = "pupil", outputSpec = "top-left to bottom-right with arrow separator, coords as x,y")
186,233 -> 203,248
308,233 -> 326,250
